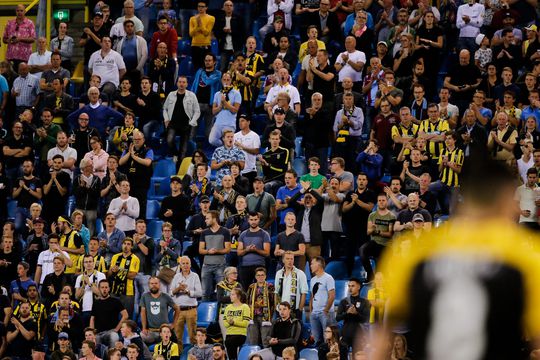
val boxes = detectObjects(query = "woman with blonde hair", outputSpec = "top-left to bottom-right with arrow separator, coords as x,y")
393,32 -> 418,78
390,334 -> 410,360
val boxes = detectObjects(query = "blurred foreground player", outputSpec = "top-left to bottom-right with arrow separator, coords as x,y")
373,160 -> 540,360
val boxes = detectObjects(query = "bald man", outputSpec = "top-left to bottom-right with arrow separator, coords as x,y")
2,4 -> 36,68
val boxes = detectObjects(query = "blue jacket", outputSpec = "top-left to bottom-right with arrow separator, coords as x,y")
356,152 -> 383,181
190,68 -> 222,104
67,104 -> 124,137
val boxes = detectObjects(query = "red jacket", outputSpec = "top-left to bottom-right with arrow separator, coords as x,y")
149,28 -> 178,59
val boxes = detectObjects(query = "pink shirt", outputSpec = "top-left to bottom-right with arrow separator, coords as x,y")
84,149 -> 109,179
3,18 -> 35,62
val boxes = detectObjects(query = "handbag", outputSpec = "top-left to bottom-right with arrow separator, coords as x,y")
156,266 -> 176,284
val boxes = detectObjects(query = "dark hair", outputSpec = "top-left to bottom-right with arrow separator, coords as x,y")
308,157 -> 320,165
501,27 -> 513,37
52,154 -> 65,162
82,340 -> 96,351
84,327 -> 97,335
349,277 -> 362,286
285,169 -> 297,177
527,167 -> 538,176
123,19 -> 135,26
213,344 -> 225,350
313,256 -> 326,269
248,211 -> 260,218
279,301 -> 291,309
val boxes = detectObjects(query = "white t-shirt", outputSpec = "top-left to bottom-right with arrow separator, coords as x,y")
438,103 -> 459,121
28,50 -> 52,80
234,130 -> 261,173
47,146 -> 78,179
36,249 -> 71,284
335,50 -> 366,82
266,83 -> 301,110
75,271 -> 106,311
518,156 -> 534,184
115,15 -> 144,34
88,49 -> 126,87
514,184 -> 540,223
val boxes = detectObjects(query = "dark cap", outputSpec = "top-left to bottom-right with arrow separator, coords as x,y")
170,175 -> 182,183
253,176 -> 264,183
33,217 -> 46,225
503,11 -> 513,19
93,11 -> 104,18
412,213 -> 425,222
200,195 -> 211,203
238,114 -> 250,121
274,107 -> 285,114
274,15 -> 284,23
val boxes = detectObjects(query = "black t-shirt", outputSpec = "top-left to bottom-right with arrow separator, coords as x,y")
15,177 -> 43,209
276,230 -> 305,251
196,71 -> 213,104
137,91 -> 161,126
7,317 -> 36,358
295,0 -> 320,9
82,25 -> 109,61
313,64 -> 336,101
113,92 -> 138,116
170,93 -> 190,130
396,208 -> 432,224
343,189 -> 376,227
447,63 -> 481,100
419,191 -> 437,215
0,251 -> 21,288
414,26 -> 443,70
42,170 -> 71,207
91,296 -> 126,332
160,193 -> 191,232
262,147 -> 290,182
4,135 -> 32,169
404,164 -> 429,193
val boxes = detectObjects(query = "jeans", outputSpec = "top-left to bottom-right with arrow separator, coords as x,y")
201,263 -> 225,301
209,122 -> 235,147
79,209 -> 97,236
359,240 -> 385,281
136,5 -> 157,41
198,103 -> 213,139
177,10 -> 197,38
97,329 -> 120,348
428,180 -> 457,215
135,273 -> 151,304
142,120 -> 162,140
310,311 -> 335,345
247,315 -> 272,347
166,126 -> 194,159
100,82 -> 117,100
457,36 -> 477,54
238,264 -> 260,290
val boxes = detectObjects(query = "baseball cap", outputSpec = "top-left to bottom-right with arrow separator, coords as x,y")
33,217 -> 46,225
93,11 -> 104,18
502,11 -> 513,19
57,215 -> 70,223
525,24 -> 538,32
58,332 -> 69,340
412,213 -> 425,222
170,175 -> 182,183
377,41 -> 388,47
475,33 -> 486,46
274,107 -> 285,115
200,195 -> 211,203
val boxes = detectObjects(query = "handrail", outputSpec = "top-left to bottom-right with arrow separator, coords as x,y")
24,0 -> 40,13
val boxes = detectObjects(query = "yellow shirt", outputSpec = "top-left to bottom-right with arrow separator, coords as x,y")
76,253 -> 108,274
110,253 -> 140,296
223,303 -> 251,336
154,341 -> 179,360
59,230 -> 84,274
367,287 -> 387,324
298,40 -> 326,62
379,219 -> 540,357
189,14 -> 215,47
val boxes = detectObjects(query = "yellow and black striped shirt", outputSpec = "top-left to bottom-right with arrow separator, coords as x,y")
438,147 -> 464,187
154,341 -> 180,360
232,70 -> 254,103
76,253 -> 108,274
13,300 -> 47,340
419,119 -> 450,159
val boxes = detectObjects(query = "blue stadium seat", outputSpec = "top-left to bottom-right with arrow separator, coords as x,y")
238,345 -> 261,360
179,56 -> 194,76
148,176 -> 171,201
292,158 -> 307,176
182,240 -> 193,254
211,39 -> 219,55
146,200 -> 161,220
153,159 -> 176,179
178,39 -> 191,56
7,200 -> 16,219
334,280 -> 348,305
299,348 -> 318,360
294,137 -> 303,158
95,218 -> 104,235
180,345 -> 193,360
197,301 -> 218,327
147,220 -> 164,240
325,260 -> 348,280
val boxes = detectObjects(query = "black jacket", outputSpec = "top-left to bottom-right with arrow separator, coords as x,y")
288,189 -> 323,246
72,174 -> 101,210
261,121 -> 296,150
44,92 -> 75,123
456,123 -> 488,160
268,317 -> 302,357
214,12 -> 243,53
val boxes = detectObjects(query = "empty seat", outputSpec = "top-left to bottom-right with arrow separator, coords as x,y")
334,280 -> 349,306
146,200 -> 161,220
238,345 -> 261,360
299,348 -> 318,360
153,159 -> 176,179
325,260 -> 348,280
197,302 -> 218,328
179,56 -> 194,76
146,220 -> 164,240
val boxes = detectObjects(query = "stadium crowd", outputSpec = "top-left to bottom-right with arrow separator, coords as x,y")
0,0 -> 540,358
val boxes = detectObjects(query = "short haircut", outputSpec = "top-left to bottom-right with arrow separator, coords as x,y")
82,340 -> 96,351
279,301 -> 291,309
313,256 -> 326,269
196,327 -> 207,335
527,167 -> 538,176
52,154 -> 65,162
308,157 -> 320,165
84,327 -> 97,335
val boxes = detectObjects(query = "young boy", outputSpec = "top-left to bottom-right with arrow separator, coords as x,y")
188,328 -> 213,360
300,157 -> 327,190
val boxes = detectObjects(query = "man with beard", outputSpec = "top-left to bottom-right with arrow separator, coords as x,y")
54,216 -> 84,278
12,284 -> 47,346
68,113 -> 98,167
12,159 -> 43,234
99,155 -> 127,216
42,155 -> 70,224
237,212 -> 271,289
108,238 -> 140,317
6,301 -> 37,359
75,254 -> 106,326
140,277 -> 179,345
90,280 -> 128,347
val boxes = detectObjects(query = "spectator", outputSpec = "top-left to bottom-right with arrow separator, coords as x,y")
310,0 -> 340,43
115,0 -> 144,36
188,328 -> 212,360
100,156 -> 127,218
230,52 -> 255,116
54,215 -> 85,278
394,193 -> 432,232
88,36 -> 126,98
40,256 -> 68,307
90,279 -> 128,347
46,131 -> 77,179
170,257 -> 202,351
83,136 -> 109,179
418,103 -> 450,173
156,221 -> 182,271
80,12 -> 109,85
246,267 -> 275,346
25,217 -> 48,275
260,130 -> 290,195
237,212 -> 271,289
336,278 -> 369,347
0,237 -> 21,290
107,179 -> 139,235
199,211 -> 231,301
301,93 -> 332,175
79,340 -> 100,360
456,0 -> 484,53
223,288 -> 251,360
119,130 -> 154,220
356,139 -> 383,183
163,76 -> 200,161
233,115 -> 261,184
191,53 -> 221,139
82,328 -> 108,360
214,1 -> 243,73
50,22 -> 74,73
487,111 -> 517,162
265,69 -> 301,117
114,20 -> 148,84
309,257 -> 335,345
317,325 -> 348,360
149,16 -> 178,61
75,254 -> 106,325
216,266 -> 242,341
73,159 -> 101,235
3,121 -> 32,179
153,324 -> 180,360
28,37 -> 51,80
2,5 -> 36,68
148,42 -> 177,95
12,159 -> 42,233
43,78 -> 75,129
140,277 -> 179,345
48,308 -> 84,353
5,301 -> 37,360
274,250 -> 308,319
210,73 -> 241,147
34,234 -> 72,290
12,62 -> 40,117
335,36 -> 366,92
108,238 -> 140,317
443,49 -> 482,115
189,1 -> 215,70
